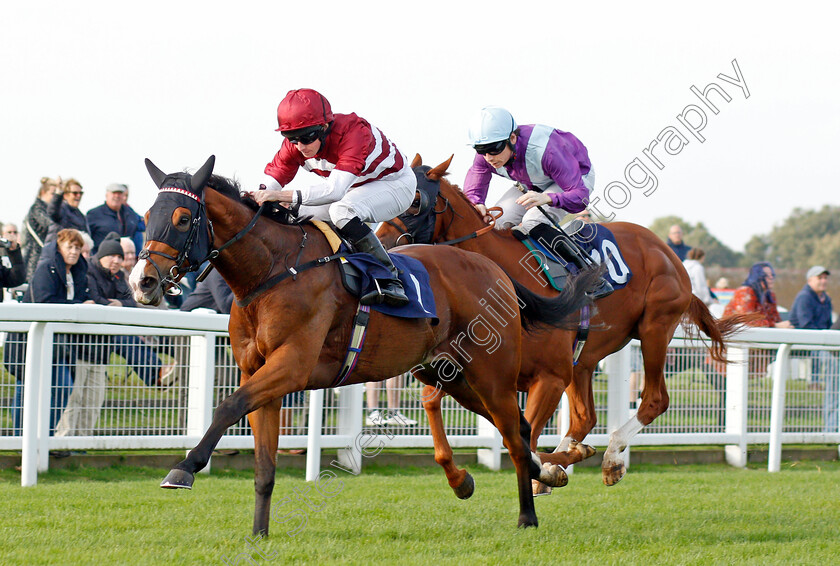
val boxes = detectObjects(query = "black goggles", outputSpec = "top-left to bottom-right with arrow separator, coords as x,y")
283,126 -> 323,145
474,139 -> 508,156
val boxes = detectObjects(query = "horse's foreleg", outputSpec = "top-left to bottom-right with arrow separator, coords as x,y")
162,348 -> 309,490
482,394 -> 541,528
422,385 -> 474,499
160,387 -> 258,489
523,375 -> 565,451
250,403 -> 281,536
523,374 -> 568,496
562,365 -> 598,444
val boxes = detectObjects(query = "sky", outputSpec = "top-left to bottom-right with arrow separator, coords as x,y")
2,1 -> 838,252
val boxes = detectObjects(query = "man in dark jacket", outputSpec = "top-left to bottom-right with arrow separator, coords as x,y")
87,232 -> 135,307
789,265 -> 838,432
86,183 -> 145,254
0,223 -> 26,301
667,224 -> 691,261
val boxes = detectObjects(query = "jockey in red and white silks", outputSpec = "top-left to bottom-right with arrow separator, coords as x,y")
250,88 -> 415,307
261,110 -> 415,227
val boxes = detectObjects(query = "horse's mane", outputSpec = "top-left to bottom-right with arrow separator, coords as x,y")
205,174 -> 308,226
430,168 -> 516,239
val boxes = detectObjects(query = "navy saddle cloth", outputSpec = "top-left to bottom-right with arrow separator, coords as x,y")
338,244 -> 438,322
526,221 -> 632,291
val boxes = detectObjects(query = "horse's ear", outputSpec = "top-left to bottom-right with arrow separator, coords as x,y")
145,158 -> 167,189
427,154 -> 454,181
191,155 -> 216,192
410,153 -> 422,168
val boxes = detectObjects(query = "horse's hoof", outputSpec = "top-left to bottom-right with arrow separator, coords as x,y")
570,440 -> 597,461
532,479 -> 552,497
538,463 -> 568,488
602,461 -> 626,486
517,514 -> 539,528
453,473 -> 475,500
160,468 -> 194,489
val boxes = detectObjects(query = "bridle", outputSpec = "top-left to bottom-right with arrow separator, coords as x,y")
385,175 -> 501,246
139,187 -> 268,296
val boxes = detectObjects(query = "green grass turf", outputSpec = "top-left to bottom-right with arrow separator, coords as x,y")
2,460 -> 839,565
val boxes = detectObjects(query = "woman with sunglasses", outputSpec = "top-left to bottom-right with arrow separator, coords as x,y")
464,106 -> 612,299
45,177 -> 91,246
250,88 -> 416,307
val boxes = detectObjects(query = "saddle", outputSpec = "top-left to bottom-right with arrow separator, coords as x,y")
518,218 -> 588,292
310,221 -> 437,321
518,219 -> 632,293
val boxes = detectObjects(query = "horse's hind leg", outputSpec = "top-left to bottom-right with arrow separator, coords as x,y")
249,403 -> 281,536
602,323 -> 674,486
421,384 -> 474,499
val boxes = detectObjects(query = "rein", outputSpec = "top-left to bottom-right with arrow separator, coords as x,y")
389,190 -> 501,247
436,207 -> 500,245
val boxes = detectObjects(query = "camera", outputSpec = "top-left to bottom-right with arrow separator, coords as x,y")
0,238 -> 12,249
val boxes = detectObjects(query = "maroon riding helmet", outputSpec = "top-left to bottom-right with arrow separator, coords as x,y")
275,88 -> 334,133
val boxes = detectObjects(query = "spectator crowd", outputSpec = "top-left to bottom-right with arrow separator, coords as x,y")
1,176 -> 178,440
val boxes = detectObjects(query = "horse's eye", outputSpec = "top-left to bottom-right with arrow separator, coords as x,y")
173,212 -> 191,232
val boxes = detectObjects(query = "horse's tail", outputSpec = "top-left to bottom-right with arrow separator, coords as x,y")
681,295 -> 761,363
510,265 -> 602,332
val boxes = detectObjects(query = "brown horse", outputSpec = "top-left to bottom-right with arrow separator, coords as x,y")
378,155 -> 752,490
129,156 -> 599,532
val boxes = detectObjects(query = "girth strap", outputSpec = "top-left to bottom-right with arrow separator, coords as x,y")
572,305 -> 590,365
234,252 -> 344,308
330,304 -> 372,388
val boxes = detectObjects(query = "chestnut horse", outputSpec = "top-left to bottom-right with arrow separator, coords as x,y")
377,155 -> 752,490
129,156 -> 599,531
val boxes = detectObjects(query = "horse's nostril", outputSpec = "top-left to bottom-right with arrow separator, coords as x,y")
139,276 -> 158,291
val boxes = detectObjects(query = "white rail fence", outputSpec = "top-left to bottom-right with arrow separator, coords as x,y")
2,303 -> 839,487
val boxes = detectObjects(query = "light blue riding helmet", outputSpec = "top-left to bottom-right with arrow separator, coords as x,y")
467,106 -> 517,146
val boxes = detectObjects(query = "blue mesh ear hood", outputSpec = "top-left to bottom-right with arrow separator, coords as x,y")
397,166 -> 440,244
144,172 -> 211,271
143,156 -> 216,272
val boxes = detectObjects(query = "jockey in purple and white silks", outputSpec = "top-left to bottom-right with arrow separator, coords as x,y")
463,106 -> 613,299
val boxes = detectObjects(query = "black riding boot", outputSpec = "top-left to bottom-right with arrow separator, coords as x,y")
528,223 -> 614,300
339,218 -> 410,307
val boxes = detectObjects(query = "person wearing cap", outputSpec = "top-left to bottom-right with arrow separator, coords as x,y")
248,88 -> 416,307
789,266 -> 833,330
788,266 -> 838,430
86,183 -> 145,255
463,106 -> 612,299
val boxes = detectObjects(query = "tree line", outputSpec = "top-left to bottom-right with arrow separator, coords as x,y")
647,205 -> 840,269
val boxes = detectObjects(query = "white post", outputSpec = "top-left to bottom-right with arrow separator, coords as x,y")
604,345 -> 632,468
477,415 -> 502,470
37,326 -> 56,473
768,344 -> 792,472
335,383 -> 363,474
21,322 -> 45,487
305,388 -> 325,481
725,346 -> 749,468
187,334 -> 215,474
